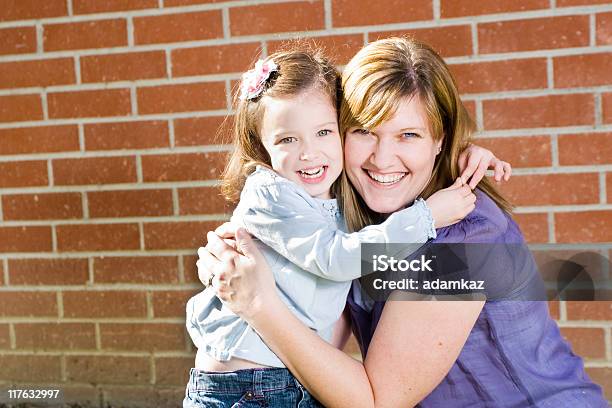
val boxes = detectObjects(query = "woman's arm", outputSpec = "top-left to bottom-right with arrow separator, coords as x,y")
205,230 -> 484,408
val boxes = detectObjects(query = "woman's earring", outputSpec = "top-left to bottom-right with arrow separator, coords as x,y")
436,146 -> 441,155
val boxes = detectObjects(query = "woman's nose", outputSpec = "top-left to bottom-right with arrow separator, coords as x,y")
370,139 -> 396,169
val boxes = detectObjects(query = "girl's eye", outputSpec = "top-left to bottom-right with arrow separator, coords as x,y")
353,128 -> 370,135
402,132 -> 420,139
278,137 -> 297,144
317,129 -> 332,137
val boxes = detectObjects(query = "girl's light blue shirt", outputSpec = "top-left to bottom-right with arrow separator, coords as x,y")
186,166 -> 436,367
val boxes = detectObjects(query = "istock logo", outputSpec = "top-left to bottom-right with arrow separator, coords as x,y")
372,254 -> 433,272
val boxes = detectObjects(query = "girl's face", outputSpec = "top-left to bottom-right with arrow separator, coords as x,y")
260,87 -> 342,199
345,95 -> 442,214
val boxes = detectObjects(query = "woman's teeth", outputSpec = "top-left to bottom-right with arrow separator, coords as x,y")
299,166 -> 325,178
367,170 -> 407,185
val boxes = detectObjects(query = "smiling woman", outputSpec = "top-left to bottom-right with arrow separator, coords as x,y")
200,37 -> 607,408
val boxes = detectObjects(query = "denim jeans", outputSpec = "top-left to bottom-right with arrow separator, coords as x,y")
183,367 -> 325,407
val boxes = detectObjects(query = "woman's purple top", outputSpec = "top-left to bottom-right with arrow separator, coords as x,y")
347,191 -> 608,407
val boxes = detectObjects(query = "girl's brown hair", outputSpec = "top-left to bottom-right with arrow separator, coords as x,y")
221,44 -> 341,202
337,37 -> 512,231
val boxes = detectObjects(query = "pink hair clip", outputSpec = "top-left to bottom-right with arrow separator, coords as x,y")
239,59 -> 278,100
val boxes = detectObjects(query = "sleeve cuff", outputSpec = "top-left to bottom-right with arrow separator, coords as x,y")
415,198 -> 437,240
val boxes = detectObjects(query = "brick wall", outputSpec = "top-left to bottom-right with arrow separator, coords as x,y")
0,0 -> 610,406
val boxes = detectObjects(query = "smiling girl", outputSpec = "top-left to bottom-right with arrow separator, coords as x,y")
184,46 -> 509,408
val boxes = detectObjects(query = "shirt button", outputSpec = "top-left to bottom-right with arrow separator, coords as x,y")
244,391 -> 254,400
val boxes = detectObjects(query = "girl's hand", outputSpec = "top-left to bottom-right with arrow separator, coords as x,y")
200,228 -> 279,320
426,178 -> 476,228
458,144 -> 512,189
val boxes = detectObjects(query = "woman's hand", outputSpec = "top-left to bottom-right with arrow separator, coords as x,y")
458,144 -> 512,189
198,227 -> 279,320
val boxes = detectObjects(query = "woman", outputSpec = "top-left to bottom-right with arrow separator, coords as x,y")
202,38 -> 607,407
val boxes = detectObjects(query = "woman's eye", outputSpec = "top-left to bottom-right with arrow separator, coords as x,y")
317,129 -> 332,137
279,137 -> 297,144
353,128 -> 370,135
402,132 -> 420,139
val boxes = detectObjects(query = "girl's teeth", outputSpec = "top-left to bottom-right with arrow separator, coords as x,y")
299,167 -> 324,178
367,170 -> 406,184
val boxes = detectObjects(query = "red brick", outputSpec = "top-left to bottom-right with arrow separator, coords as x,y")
53,156 -> 137,185
0,94 -> 42,122
0,27 -> 37,55
558,0 -> 610,5
74,0 -> 158,14
43,19 -> 127,51
269,35 -> 364,66
463,100 -> 476,120
472,135 -> 551,168
450,58 -> 547,94
14,323 -> 96,350
9,258 -> 88,285
441,0 -> 548,17
585,367 -> 611,399
81,51 -> 166,82
555,53 -> 612,88
179,187 -> 229,215
499,173 -> 599,206
478,16 -> 590,54
0,355 -> 61,382
172,43 -> 262,77
101,323 -> 186,351
48,89 -> 131,119
85,120 -> 169,151
231,2 -> 324,36
142,152 -> 228,182
88,189 -> 173,218
0,160 -> 48,188
134,10 -> 222,44
3,193 -> 83,221
483,94 -> 594,130
608,173 -> 612,203
0,0 -> 67,22
597,12 -> 612,45
63,291 -> 147,318
0,226 -> 52,252
66,355 -> 150,384
102,386 -> 186,408
512,213 -> 549,243
137,82 -> 226,114
560,327 -> 606,359
57,223 -> 140,251
165,0 -> 224,4
548,301 -> 560,319
566,301 -> 612,320
332,0 -> 431,28
0,125 -> 79,155
94,256 -> 179,284
0,324 -> 9,348
604,93 -> 612,124
152,289 -> 198,317
144,221 -> 220,250
174,116 -> 228,146
558,133 -> 612,165
0,292 -> 57,317
155,356 -> 193,385
555,211 -> 612,243
183,254 -> 199,284
0,58 -> 75,89
371,25 -> 473,58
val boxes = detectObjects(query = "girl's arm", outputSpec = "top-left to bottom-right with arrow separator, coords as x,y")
238,171 -> 473,282
206,230 -> 484,408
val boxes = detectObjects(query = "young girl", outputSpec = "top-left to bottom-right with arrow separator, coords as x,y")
184,47 -> 507,407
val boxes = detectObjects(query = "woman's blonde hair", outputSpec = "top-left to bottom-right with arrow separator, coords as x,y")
221,44 -> 341,202
337,37 -> 512,231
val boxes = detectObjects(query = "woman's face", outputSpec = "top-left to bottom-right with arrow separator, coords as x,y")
344,95 -> 442,214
